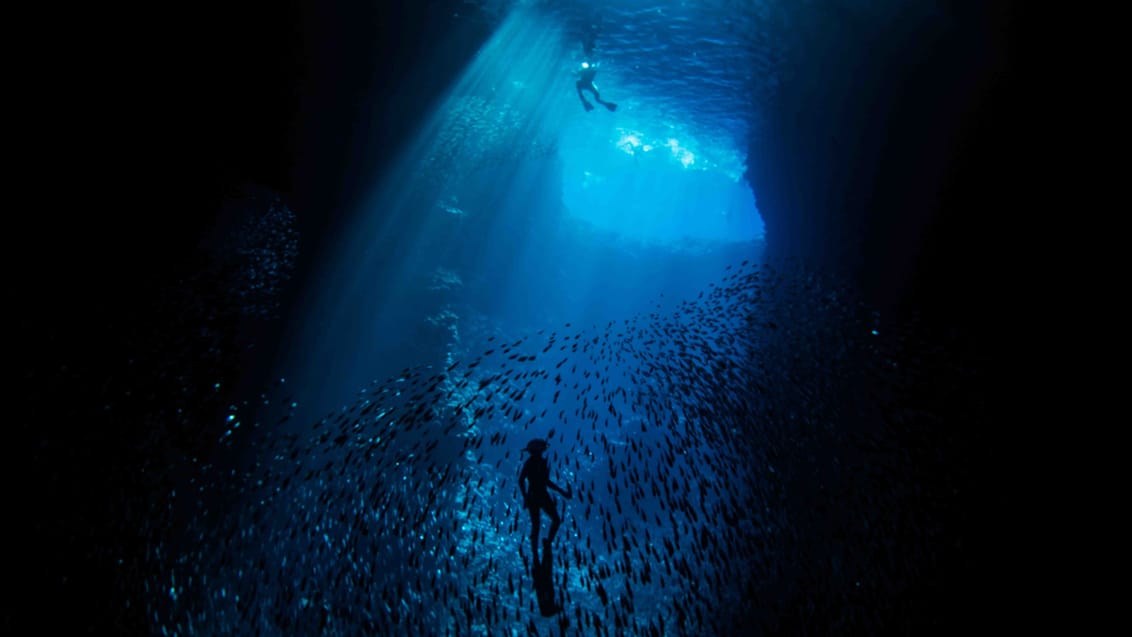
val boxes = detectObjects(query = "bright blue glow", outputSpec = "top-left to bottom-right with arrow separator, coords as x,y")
560,119 -> 763,244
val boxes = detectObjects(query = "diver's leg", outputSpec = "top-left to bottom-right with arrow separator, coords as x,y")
576,81 -> 593,110
529,509 -> 541,556
542,498 -> 561,543
591,88 -> 618,112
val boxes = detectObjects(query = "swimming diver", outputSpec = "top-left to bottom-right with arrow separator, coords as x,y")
575,61 -> 618,113
519,439 -> 572,558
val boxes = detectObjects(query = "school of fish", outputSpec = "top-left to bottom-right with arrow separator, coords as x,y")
138,259 -> 975,636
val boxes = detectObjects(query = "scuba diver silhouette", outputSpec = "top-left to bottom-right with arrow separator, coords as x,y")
574,31 -> 617,113
575,61 -> 618,113
519,439 -> 572,559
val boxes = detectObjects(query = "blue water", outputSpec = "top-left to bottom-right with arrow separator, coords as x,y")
141,2 -> 969,635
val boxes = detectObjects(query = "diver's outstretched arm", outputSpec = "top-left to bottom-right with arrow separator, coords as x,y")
548,480 -> 572,499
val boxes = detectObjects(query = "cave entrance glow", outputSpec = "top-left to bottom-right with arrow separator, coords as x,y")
558,109 -> 763,246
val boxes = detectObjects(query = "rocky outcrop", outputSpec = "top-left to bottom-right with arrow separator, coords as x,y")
746,4 -> 1020,331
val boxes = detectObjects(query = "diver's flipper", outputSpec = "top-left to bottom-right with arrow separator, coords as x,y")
582,100 -> 594,112
604,102 -> 618,112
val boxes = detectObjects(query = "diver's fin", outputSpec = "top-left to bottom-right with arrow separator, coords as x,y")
604,102 -> 618,112
582,101 -> 594,112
